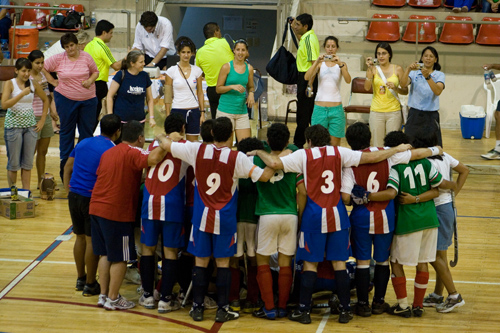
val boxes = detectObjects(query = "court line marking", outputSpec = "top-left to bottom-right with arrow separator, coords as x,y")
2,296 -> 220,333
316,313 -> 330,333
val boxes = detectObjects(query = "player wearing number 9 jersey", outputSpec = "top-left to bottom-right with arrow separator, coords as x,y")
252,124 -> 412,324
163,117 -> 274,323
341,123 -> 440,317
139,113 -> 188,313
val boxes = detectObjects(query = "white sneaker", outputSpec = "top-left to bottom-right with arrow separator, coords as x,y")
139,295 -> 155,309
481,149 -> 500,160
104,295 -> 135,310
124,266 -> 141,285
204,296 -> 218,309
154,289 -> 161,301
97,294 -> 107,308
158,299 -> 181,314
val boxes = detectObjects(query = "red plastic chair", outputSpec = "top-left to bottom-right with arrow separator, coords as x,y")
372,0 -> 406,7
476,17 -> 500,46
48,4 -> 86,32
439,16 -> 474,44
408,0 -> 441,8
19,3 -> 50,30
402,15 -> 436,43
366,14 -> 400,42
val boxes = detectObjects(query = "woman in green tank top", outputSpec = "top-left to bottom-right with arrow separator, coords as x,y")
216,39 -> 255,144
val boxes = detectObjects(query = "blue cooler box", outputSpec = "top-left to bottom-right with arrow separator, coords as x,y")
460,113 -> 485,139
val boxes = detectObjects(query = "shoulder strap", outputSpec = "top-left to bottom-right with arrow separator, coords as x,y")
376,66 -> 400,104
177,64 -> 199,103
282,20 -> 298,49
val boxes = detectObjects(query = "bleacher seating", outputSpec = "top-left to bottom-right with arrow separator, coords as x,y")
372,0 -> 406,7
439,16 -> 474,44
19,3 -> 51,30
408,0 -> 441,8
476,17 -> 500,46
366,14 -> 400,42
402,15 -> 437,43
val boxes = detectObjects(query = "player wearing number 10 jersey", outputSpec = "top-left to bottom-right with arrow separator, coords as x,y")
341,123 -> 440,317
252,124 -> 412,324
161,117 -> 273,323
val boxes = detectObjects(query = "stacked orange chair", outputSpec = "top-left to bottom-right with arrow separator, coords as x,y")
372,0 -> 406,7
439,16 -> 474,44
402,15 -> 437,43
366,14 -> 400,42
476,17 -> 500,46
19,3 -> 51,30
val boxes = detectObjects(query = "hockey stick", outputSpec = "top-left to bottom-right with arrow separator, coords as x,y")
449,169 -> 458,267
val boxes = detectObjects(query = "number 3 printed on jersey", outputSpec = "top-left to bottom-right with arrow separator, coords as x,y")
321,170 -> 334,194
206,172 -> 221,195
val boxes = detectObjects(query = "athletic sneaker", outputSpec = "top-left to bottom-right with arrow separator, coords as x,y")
75,275 -> 86,291
461,5 -> 468,12
139,295 -> 155,309
229,300 -> 241,312
288,309 -> 311,324
82,282 -> 101,297
339,309 -> 354,324
97,294 -> 107,308
436,294 -> 465,313
481,149 -> 500,160
354,302 -> 371,317
277,308 -> 288,318
242,300 -> 258,313
452,7 -> 460,13
412,306 -> 424,317
423,293 -> 444,307
215,306 -> 240,322
252,306 -> 277,320
158,299 -> 181,313
204,296 -> 218,309
388,303 -> 411,318
189,306 -> 204,321
371,301 -> 390,315
104,295 -> 135,310
329,294 -> 340,315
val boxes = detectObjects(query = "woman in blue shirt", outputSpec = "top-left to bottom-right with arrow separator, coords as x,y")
400,46 -> 445,146
106,50 -> 155,127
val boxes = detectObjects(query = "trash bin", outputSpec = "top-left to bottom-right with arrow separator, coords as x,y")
460,105 -> 486,139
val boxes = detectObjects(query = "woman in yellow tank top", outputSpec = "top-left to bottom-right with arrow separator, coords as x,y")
364,42 -> 408,147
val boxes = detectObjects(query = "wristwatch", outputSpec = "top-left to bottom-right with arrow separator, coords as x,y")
425,75 -> 431,80
415,196 -> 420,203
151,62 -> 156,67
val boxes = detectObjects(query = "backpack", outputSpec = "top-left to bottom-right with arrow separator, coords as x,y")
51,14 -> 65,29
63,10 -> 83,30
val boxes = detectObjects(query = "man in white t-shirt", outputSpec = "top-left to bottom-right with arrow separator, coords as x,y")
132,11 -> 175,69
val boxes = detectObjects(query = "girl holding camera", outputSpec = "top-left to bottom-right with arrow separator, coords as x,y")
400,46 -> 445,147
305,36 -> 351,146
364,42 -> 407,147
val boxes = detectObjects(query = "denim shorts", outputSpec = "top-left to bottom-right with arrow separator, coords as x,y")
4,126 -> 38,171
436,202 -> 454,251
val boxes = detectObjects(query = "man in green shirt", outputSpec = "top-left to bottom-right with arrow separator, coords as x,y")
292,13 -> 319,148
195,22 -> 234,120
84,20 -> 121,129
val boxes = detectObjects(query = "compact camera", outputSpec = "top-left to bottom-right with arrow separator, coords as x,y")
324,55 -> 333,61
373,58 -> 378,66
417,63 -> 424,69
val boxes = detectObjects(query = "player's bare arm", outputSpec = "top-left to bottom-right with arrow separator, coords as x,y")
409,146 -> 443,160
398,188 -> 439,205
359,143 -> 412,164
248,150 -> 284,170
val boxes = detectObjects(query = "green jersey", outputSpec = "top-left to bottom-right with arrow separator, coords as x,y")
237,177 -> 259,224
254,143 -> 302,216
388,158 -> 442,235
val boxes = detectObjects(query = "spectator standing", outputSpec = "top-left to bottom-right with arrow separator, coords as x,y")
481,62 -> 500,159
63,115 -> 121,297
195,22 -> 234,120
165,36 -> 205,142
0,0 -> 12,42
42,33 -> 99,182
84,20 -> 122,129
400,46 -> 445,147
132,11 -> 175,69
292,13 -> 319,148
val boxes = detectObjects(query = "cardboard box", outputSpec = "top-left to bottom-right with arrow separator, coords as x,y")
0,195 -> 36,219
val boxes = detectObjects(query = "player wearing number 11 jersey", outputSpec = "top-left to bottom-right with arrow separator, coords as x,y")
252,124 -> 412,324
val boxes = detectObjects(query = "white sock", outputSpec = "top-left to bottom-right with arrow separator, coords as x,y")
495,141 -> 500,151
448,293 -> 459,299
398,297 -> 409,309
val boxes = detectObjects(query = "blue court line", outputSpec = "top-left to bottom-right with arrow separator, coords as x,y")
34,226 -> 73,262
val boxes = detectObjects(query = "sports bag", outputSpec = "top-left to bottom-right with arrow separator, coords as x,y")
63,10 -> 83,30
266,20 -> 299,84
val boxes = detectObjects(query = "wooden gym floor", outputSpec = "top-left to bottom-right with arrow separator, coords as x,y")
0,121 -> 500,332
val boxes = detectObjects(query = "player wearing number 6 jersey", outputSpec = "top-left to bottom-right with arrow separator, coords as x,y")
341,122 -> 442,317
139,113 -> 188,313
156,117 -> 274,323
251,124 -> 412,324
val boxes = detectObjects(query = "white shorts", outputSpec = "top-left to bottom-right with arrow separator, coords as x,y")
235,222 -> 257,257
256,214 -> 298,256
390,228 -> 438,266
216,110 -> 250,130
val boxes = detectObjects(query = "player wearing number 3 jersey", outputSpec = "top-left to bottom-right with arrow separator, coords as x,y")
159,117 -> 274,323
252,124 -> 412,325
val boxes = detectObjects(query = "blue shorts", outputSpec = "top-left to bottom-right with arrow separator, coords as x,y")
350,226 -> 393,262
311,104 -> 346,138
140,218 -> 185,249
171,108 -> 201,136
187,227 -> 236,259
4,127 -> 38,171
90,215 -> 136,262
297,229 -> 350,262
436,202 -> 454,251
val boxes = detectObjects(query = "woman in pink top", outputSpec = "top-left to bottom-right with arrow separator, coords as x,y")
42,33 -> 99,181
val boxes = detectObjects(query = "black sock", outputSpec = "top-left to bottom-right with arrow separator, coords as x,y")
355,267 -> 370,305
373,264 -> 390,304
140,255 -> 155,296
299,271 -> 317,311
161,259 -> 178,302
192,266 -> 208,307
335,269 -> 351,311
178,255 -> 194,292
216,267 -> 231,309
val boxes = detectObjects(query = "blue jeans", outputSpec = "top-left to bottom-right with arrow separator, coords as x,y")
0,16 -> 11,41
454,0 -> 474,10
482,0 -> 498,12
4,127 -> 38,171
